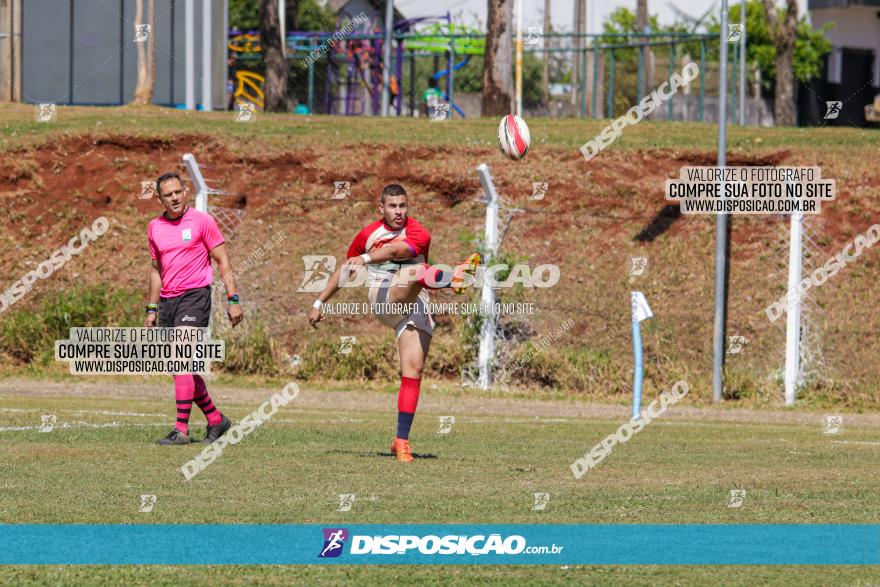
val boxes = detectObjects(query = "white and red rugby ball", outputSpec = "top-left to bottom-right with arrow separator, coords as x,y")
497,114 -> 531,161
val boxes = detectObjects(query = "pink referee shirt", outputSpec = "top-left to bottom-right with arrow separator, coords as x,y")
148,207 -> 225,298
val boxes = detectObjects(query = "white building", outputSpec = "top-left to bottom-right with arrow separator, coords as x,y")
806,0 -> 880,125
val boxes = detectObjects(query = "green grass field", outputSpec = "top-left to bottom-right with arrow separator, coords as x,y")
1,378 -> 879,584
2,105 -> 880,583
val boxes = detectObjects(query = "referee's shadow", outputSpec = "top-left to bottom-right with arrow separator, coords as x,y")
330,449 -> 438,460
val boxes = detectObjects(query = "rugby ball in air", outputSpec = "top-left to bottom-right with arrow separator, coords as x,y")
497,114 -> 531,161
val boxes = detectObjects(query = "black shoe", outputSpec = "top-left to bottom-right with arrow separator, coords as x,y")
202,414 -> 232,444
157,429 -> 191,445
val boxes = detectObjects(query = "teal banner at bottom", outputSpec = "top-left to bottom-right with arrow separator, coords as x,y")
0,525 -> 877,565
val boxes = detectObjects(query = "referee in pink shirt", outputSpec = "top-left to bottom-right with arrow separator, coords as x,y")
146,172 -> 243,445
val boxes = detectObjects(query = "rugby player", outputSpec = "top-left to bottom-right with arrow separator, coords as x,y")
308,184 -> 479,463
146,172 -> 243,445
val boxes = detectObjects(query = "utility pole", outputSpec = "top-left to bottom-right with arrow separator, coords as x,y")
381,0 -> 394,116
542,0 -> 551,104
739,0 -> 746,125
712,0 -> 730,403
636,0 -> 653,100
571,0 -> 584,106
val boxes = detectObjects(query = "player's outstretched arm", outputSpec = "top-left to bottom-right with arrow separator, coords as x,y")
308,264 -> 346,329
210,243 -> 244,328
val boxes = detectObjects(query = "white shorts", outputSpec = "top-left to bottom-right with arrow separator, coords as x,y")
368,284 -> 434,340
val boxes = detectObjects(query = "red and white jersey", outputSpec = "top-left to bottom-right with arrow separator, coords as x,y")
347,217 -> 430,277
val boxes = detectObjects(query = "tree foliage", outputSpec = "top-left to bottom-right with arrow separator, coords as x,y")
707,0 -> 832,87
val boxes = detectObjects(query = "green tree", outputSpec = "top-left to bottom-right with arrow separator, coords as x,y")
597,8 -> 689,114
294,0 -> 336,32
229,0 -> 259,29
599,2 -> 832,92
229,0 -> 334,31
600,7 -> 672,65
708,0 -> 832,90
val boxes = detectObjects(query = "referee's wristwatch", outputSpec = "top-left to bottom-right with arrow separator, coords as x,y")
227,294 -> 240,305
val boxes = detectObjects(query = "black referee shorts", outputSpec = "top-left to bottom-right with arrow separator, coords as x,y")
158,286 -> 212,328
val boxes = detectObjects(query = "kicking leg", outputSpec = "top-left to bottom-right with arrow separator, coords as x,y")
386,253 -> 481,305
385,264 -> 447,305
390,325 -> 431,463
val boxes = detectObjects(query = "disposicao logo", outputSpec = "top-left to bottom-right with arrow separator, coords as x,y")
319,528 -> 349,558
349,534 -> 527,556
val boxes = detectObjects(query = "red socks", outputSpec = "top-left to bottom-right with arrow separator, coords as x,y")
396,376 -> 421,440
416,264 -> 449,290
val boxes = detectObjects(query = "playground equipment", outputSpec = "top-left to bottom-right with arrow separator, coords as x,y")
281,13 -> 485,117
317,10 -> 404,116
228,22 -> 720,122
408,21 -> 486,119
308,12 -> 485,117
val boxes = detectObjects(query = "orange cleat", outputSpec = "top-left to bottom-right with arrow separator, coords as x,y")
390,437 -> 414,463
450,252 -> 481,294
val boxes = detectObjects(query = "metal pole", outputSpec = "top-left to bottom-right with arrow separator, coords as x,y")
712,0 -> 730,404
449,35 -> 455,117
349,57 -> 356,114
184,0 -> 195,110
579,48 -> 587,118
223,0 -> 228,111
278,0 -> 285,48
632,319 -> 643,419
631,291 -> 652,420
784,213 -> 803,406
607,49 -> 615,118
699,39 -> 705,122
732,38 -> 738,122
637,41 -> 644,103
739,0 -> 747,125
325,50 -> 333,114
477,163 -> 499,390
395,39 -> 403,115
183,153 -> 209,212
307,38 -> 314,114
668,43 -> 674,120
409,51 -> 415,116
592,43 -> 598,118
201,0 -> 212,111
514,0 -> 523,116
380,0 -> 393,116
372,36 -> 380,115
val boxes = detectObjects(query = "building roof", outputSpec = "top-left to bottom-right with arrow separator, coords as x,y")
328,0 -> 407,22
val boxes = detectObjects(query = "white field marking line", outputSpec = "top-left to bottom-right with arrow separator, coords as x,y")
648,420 -> 878,432
269,418 -> 370,424
464,417 -> 571,424
0,408 -> 170,418
829,440 -> 880,446
271,417 -> 572,425
263,416 -> 857,429
0,421 -> 169,433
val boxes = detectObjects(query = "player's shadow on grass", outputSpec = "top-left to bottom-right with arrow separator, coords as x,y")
634,204 -> 681,242
330,449 -> 438,460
